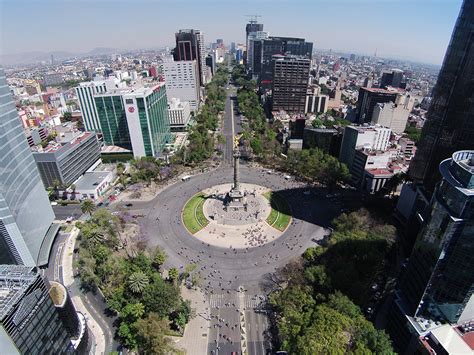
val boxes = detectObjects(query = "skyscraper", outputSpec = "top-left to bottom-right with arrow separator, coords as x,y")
174,29 -> 206,86
409,0 -> 474,193
260,37 -> 313,89
389,150 -> 474,352
271,54 -> 310,113
245,20 -> 264,63
0,265 -> 72,354
0,68 -> 55,266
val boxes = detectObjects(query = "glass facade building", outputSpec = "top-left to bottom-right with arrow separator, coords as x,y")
95,84 -> 172,158
409,0 -> 474,194
0,68 -> 55,266
0,266 -> 72,354
94,94 -> 132,150
401,151 -> 474,323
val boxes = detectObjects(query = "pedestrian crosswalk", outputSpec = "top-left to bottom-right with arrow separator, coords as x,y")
209,294 -> 267,309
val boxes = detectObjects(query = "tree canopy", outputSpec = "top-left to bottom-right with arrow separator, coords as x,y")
269,209 -> 395,354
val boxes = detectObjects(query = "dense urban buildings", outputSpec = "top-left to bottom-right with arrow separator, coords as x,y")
0,69 -> 54,266
409,0 -> 474,194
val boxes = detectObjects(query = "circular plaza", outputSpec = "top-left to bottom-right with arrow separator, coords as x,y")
182,183 -> 290,248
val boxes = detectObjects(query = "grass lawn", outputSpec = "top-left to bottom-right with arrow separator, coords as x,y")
182,193 -> 209,234
263,191 -> 292,231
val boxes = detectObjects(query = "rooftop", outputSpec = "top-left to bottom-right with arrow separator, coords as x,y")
37,132 -> 93,154
361,86 -> 405,94
74,171 -> 112,191
0,265 -> 39,320
94,82 -> 165,97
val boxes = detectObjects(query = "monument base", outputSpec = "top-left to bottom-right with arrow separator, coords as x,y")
225,189 -> 247,211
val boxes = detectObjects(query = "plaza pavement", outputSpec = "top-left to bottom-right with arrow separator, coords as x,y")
174,287 -> 210,355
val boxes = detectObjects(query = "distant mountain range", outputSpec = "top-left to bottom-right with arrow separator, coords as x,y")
0,47 -> 123,66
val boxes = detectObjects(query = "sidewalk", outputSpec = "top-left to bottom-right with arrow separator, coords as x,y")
62,227 -> 107,355
175,287 -> 210,355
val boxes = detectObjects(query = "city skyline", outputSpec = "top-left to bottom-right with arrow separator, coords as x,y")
1,0 -> 463,66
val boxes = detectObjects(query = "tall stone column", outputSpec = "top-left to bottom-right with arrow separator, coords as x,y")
233,150 -> 240,191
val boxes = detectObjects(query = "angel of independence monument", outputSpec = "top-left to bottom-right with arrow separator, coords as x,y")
224,148 -> 247,211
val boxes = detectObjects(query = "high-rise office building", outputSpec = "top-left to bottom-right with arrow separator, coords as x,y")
355,87 -> 400,123
389,150 -> 474,352
161,59 -> 201,111
94,83 -> 172,158
174,29 -> 206,86
271,55 -> 310,113
75,78 -> 119,132
247,31 -> 270,76
245,20 -> 264,63
409,0 -> 474,194
261,37 -> 313,89
0,265 -> 72,354
0,68 -> 55,266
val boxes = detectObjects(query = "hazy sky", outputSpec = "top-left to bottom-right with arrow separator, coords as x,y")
0,0 -> 464,65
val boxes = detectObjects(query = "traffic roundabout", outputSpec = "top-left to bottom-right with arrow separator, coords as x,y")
139,165 -> 333,289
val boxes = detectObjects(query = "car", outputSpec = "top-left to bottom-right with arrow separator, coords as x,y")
112,211 -> 120,215
50,201 -> 58,206
181,175 -> 191,181
124,203 -> 133,207
284,175 -> 291,180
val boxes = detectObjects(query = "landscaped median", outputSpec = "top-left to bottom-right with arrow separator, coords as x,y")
182,193 -> 209,234
263,191 -> 292,231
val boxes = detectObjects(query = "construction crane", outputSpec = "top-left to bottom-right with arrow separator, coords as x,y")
245,14 -> 262,24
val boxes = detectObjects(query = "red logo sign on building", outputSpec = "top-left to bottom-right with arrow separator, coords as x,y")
128,106 -> 135,113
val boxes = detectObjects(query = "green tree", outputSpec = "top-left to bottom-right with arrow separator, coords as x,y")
143,276 -> 180,317
168,267 -> 179,285
81,199 -> 96,216
135,313 -> 177,354
153,247 -> 167,270
128,271 -> 150,294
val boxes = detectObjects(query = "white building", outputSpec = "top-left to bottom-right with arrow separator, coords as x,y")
371,95 -> 413,134
75,78 -> 119,132
161,59 -> 201,111
339,125 -> 391,174
73,171 -> 114,200
167,98 -> 191,131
